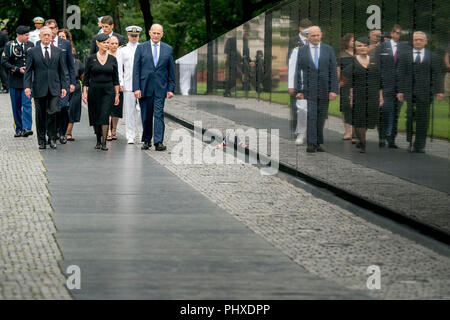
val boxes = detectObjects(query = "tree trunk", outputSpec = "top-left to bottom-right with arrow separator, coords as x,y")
112,0 -> 121,33
139,0 -> 153,41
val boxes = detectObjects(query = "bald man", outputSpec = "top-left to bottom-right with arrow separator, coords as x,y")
133,24 -> 175,151
295,26 -> 338,152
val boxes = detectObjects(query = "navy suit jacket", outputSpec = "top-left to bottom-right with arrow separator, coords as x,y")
376,41 -> 411,94
37,37 -> 75,86
132,41 -> 175,98
295,43 -> 338,100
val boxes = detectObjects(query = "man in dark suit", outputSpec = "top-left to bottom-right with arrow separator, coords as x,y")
1,26 -> 34,137
133,23 -> 175,151
397,31 -> 444,153
90,16 -> 125,54
295,26 -> 338,153
24,26 -> 68,150
375,24 -> 410,148
0,29 -> 9,93
39,19 -> 76,144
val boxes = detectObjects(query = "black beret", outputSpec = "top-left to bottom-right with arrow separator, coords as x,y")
96,33 -> 110,43
16,25 -> 30,35
355,37 -> 370,45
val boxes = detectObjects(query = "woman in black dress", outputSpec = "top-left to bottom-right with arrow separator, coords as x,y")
66,47 -> 84,141
82,33 -> 120,151
342,37 -> 383,153
106,35 -> 123,141
337,33 -> 354,141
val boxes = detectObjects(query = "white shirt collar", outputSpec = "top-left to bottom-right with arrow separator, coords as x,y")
390,39 -> 397,47
151,40 -> 160,46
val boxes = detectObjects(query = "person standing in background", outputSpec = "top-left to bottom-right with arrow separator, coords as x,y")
0,27 -> 9,93
29,17 -> 45,45
90,16 -> 125,54
1,26 -> 34,137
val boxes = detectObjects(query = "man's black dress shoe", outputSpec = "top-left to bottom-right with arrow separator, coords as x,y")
388,143 -> 399,149
315,145 -> 325,152
306,144 -> 316,153
23,130 -> 33,137
14,132 -> 23,137
141,141 -> 151,150
50,140 -> 57,149
60,136 -> 67,144
2,89 -> 8,94
379,140 -> 386,148
155,142 -> 167,151
47,137 -> 51,145
39,143 -> 46,150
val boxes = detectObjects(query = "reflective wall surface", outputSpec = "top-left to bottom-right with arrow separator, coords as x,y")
172,0 -> 450,234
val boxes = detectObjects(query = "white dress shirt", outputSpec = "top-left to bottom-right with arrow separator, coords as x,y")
41,42 -> 51,59
390,39 -> 398,56
117,42 -> 139,91
50,36 -> 58,47
151,40 -> 161,64
413,48 -> 425,63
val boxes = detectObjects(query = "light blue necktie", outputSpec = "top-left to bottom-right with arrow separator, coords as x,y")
313,45 -> 319,69
153,43 -> 158,66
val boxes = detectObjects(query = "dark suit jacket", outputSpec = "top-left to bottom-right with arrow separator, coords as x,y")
397,48 -> 444,103
0,31 -> 8,54
24,45 -> 68,98
376,41 -> 411,94
90,32 -> 126,54
287,34 -> 307,63
295,43 -> 338,100
37,37 -> 75,85
132,41 -> 175,98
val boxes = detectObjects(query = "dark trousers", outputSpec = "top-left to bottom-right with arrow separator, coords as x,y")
406,98 -> 430,150
0,65 -> 8,90
35,93 -> 58,145
57,106 -> 70,136
140,95 -> 166,144
379,93 -> 402,144
290,95 -> 297,138
306,98 -> 329,146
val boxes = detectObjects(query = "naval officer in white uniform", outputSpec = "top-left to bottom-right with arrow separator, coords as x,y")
117,26 -> 142,144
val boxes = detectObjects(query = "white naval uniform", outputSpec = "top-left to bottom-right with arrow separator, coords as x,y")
117,42 -> 140,141
288,47 -> 307,135
29,28 -> 41,46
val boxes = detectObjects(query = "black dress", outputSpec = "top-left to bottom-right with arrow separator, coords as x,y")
338,52 -> 354,124
69,59 -> 85,123
83,54 -> 119,126
343,57 -> 380,129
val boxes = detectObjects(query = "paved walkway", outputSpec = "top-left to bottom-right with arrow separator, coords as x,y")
165,95 -> 450,234
1,93 -> 450,299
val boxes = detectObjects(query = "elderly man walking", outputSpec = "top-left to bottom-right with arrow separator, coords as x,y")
295,26 -> 338,153
133,24 -> 175,151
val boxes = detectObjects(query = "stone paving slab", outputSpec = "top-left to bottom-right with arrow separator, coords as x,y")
43,108 -> 367,300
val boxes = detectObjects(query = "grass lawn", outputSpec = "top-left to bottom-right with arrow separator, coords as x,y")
195,82 -> 449,139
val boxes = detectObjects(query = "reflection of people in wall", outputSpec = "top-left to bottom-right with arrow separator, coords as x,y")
242,24 -> 255,96
253,50 -> 264,94
295,26 -> 338,153
288,18 -> 312,143
176,49 -> 197,96
397,32 -> 444,153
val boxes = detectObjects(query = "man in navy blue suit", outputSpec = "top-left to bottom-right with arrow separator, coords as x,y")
375,24 -> 410,148
133,24 -> 175,151
295,26 -> 338,153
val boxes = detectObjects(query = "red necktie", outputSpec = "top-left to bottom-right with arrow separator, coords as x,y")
393,50 -> 397,63
51,39 -> 55,46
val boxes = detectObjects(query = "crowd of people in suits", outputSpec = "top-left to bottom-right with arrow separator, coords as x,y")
1,15 -> 175,152
288,20 -> 447,154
